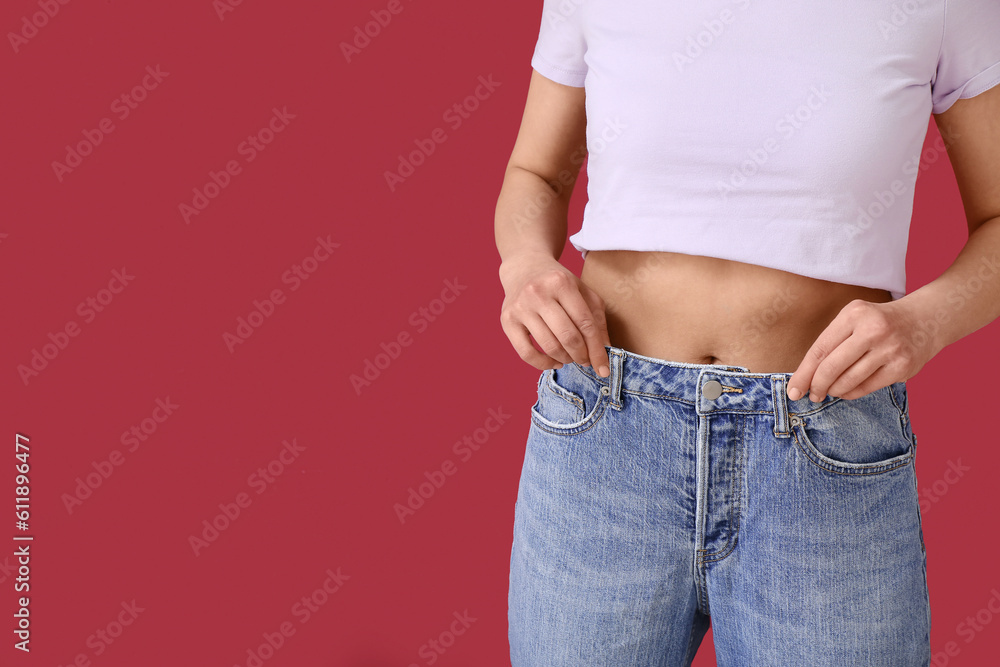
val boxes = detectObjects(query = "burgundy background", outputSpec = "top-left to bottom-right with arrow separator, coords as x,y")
1,1 -> 997,665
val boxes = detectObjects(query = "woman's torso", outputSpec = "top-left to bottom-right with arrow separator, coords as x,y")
580,250 -> 893,373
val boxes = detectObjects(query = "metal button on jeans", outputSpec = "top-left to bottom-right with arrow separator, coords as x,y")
703,380 -> 723,400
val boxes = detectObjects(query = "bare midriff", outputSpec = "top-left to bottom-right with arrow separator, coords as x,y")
579,250 -> 894,374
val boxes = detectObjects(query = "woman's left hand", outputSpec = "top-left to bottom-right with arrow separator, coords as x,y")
787,298 -> 939,402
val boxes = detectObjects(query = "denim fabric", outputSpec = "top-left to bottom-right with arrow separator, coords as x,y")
509,345 -> 930,666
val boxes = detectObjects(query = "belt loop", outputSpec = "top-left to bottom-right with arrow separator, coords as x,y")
608,347 -> 625,411
771,374 -> 790,438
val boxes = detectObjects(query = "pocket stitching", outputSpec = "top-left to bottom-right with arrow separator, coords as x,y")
789,416 -> 913,476
530,398 -> 608,435
885,382 -> 916,448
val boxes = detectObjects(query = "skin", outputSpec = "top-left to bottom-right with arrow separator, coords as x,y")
496,70 -> 1000,403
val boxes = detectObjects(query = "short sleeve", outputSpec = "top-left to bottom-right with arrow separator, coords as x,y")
530,0 -> 588,87
931,0 -> 1000,114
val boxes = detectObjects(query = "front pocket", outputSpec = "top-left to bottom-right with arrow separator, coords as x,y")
530,364 -> 610,435
789,387 -> 914,476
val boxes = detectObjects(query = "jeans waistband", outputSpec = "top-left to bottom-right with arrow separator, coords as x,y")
582,345 -> 846,438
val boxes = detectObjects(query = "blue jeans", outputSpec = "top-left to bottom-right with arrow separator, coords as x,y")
509,345 -> 931,666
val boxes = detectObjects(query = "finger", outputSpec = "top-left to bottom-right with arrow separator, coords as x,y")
787,314 -> 855,401
521,311 -> 575,365
837,364 -> 894,401
501,316 -> 564,370
582,288 -> 612,377
826,349 -> 886,398
806,333 -> 875,401
558,287 -> 612,377
536,302 -> 591,367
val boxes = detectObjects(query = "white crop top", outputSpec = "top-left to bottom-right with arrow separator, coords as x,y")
531,0 -> 1000,300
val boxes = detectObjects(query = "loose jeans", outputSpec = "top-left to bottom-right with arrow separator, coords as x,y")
509,345 -> 930,666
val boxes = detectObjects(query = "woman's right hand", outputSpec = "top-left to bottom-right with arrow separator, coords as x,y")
499,252 -> 612,377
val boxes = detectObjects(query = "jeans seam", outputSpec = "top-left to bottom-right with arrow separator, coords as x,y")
886,382 -> 913,445
698,416 -> 746,564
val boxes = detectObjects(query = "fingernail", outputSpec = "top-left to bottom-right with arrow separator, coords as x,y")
810,392 -> 822,402
599,365 -> 609,377
787,387 -> 801,400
